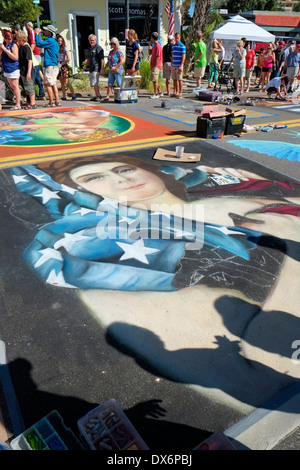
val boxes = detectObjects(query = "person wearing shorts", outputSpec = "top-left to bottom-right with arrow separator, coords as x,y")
231,40 -> 246,94
266,75 -> 288,100
0,30 -> 22,109
35,24 -> 60,106
83,34 -> 104,101
162,35 -> 174,96
194,30 -> 206,88
285,43 -> 300,92
171,32 -> 186,98
15,31 -> 36,109
148,32 -> 163,99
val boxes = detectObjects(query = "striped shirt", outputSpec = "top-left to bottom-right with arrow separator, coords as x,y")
171,41 -> 186,67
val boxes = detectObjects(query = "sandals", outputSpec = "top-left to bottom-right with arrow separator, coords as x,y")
24,104 -> 38,110
43,101 -> 61,108
10,105 -> 22,110
101,98 -> 110,103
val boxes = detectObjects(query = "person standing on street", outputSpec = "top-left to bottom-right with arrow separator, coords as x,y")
193,30 -> 206,88
231,40 -> 246,94
244,41 -> 255,92
125,29 -> 140,76
83,34 -> 104,101
15,30 -> 36,109
35,24 -> 60,107
26,21 -> 45,100
162,35 -> 174,96
0,29 -> 22,110
171,32 -> 186,98
148,32 -> 163,99
57,34 -> 76,101
285,43 -> 300,93
273,41 -> 286,78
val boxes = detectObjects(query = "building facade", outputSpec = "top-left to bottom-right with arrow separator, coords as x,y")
38,0 -> 183,71
241,10 -> 300,38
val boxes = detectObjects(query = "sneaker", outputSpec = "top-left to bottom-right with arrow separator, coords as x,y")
149,94 -> 158,99
90,96 -> 101,101
71,96 -> 77,101
61,97 -> 67,101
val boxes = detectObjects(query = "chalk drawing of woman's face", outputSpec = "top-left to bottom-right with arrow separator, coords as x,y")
70,161 -> 166,202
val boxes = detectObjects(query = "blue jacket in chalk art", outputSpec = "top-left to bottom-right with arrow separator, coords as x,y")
11,164 -> 272,294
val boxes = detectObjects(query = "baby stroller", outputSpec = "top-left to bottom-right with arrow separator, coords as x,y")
216,63 -> 234,93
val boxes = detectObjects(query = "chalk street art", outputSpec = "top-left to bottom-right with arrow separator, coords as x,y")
0,107 -> 180,164
4,149 -> 300,409
228,139 -> 300,162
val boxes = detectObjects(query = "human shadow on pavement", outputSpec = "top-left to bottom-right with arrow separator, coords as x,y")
105,315 -> 298,411
215,295 -> 300,359
5,358 -> 209,450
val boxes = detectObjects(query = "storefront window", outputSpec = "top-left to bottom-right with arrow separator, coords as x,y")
39,0 -> 51,21
109,1 -> 159,45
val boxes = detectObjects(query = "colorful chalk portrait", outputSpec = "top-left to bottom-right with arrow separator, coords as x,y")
0,109 -> 132,146
10,153 -> 300,407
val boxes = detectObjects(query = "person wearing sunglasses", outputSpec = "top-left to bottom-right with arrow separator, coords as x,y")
102,37 -> 124,103
260,45 -> 275,92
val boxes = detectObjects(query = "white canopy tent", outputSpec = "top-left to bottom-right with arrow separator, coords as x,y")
212,15 -> 275,42
212,15 -> 275,62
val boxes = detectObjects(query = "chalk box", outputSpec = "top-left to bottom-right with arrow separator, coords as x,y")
10,410 -> 83,450
77,398 -> 149,450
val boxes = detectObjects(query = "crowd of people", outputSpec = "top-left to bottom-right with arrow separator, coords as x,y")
217,37 -> 300,99
0,22 -> 77,109
0,22 -> 300,109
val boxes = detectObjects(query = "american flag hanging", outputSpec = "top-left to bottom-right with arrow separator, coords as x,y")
165,0 -> 174,36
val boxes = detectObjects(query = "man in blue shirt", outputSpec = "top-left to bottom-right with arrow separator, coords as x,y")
171,32 -> 186,98
35,24 -> 60,106
285,43 -> 300,93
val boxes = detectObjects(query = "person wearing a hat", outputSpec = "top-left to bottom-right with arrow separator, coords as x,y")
35,24 -> 60,106
26,21 -> 46,100
194,30 -> 207,89
162,35 -> 174,96
148,32 -> 163,99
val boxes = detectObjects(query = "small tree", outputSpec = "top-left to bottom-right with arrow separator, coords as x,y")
0,0 -> 43,28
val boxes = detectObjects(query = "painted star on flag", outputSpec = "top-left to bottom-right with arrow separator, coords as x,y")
98,197 -> 120,209
72,208 -> 96,217
29,172 -> 48,182
60,184 -> 77,194
46,269 -> 76,288
206,225 -> 246,236
12,174 -> 29,184
53,230 -> 89,251
34,247 -> 63,268
116,239 -> 160,265
173,228 -> 195,240
34,187 -> 61,204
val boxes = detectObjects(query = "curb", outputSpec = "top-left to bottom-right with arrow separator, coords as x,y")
224,381 -> 300,450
